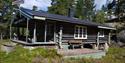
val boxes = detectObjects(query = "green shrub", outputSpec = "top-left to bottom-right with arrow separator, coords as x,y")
101,47 -> 125,63
0,46 -> 62,63
31,48 -> 62,58
0,44 -> 125,63
3,46 -> 31,63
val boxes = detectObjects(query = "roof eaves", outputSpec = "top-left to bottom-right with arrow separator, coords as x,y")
20,9 -> 33,19
98,26 -> 116,30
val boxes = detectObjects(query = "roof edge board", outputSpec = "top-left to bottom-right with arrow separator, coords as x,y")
34,16 -> 46,20
20,10 -> 33,19
98,26 -> 116,30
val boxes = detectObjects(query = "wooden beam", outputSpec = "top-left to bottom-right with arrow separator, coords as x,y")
96,32 -> 99,50
54,23 -> 56,42
33,22 -> 37,43
108,32 -> 111,45
34,16 -> 46,20
20,10 -> 33,19
26,18 -> 29,42
10,21 -> 12,40
17,27 -> 20,38
10,14 -> 15,40
44,21 -> 47,42
97,32 -> 99,46
59,26 -> 63,49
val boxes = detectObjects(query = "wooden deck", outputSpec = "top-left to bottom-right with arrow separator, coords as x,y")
11,39 -> 57,46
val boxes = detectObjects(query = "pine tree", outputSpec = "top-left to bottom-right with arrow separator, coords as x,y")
48,0 -> 75,16
0,0 -> 13,40
75,0 -> 95,20
102,5 -> 107,12
107,0 -> 125,18
94,10 -> 107,23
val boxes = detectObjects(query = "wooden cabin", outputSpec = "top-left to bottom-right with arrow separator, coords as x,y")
11,8 -> 116,50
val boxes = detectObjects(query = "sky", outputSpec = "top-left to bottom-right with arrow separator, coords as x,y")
20,0 -> 110,11
95,0 -> 107,10
20,0 -> 52,11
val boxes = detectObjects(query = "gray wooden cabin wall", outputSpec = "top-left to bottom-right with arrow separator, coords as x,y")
13,19 -> 110,44
57,22 -> 109,44
99,30 -> 109,43
84,26 -> 98,44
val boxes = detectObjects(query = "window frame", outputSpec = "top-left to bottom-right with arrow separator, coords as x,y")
74,25 -> 87,39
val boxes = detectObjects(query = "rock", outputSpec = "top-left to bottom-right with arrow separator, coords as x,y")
117,30 -> 125,46
118,30 -> 125,43
1,44 -> 15,53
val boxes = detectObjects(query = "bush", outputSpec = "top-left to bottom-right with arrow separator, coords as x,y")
2,46 -> 31,63
101,47 -> 125,63
0,44 -> 125,63
0,46 -> 62,63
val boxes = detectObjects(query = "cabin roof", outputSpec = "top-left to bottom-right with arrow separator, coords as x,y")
19,7 -> 115,30
107,16 -> 125,23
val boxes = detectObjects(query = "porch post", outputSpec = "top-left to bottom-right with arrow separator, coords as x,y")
97,32 -> 99,46
33,22 -> 37,43
54,23 -> 56,42
10,12 -> 15,40
96,32 -> 99,50
59,26 -> 63,49
10,22 -> 12,40
108,32 -> 111,45
44,21 -> 47,42
10,20 -> 13,40
26,18 -> 29,42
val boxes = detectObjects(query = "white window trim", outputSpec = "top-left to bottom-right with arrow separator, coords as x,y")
74,25 -> 87,39
98,29 -> 104,37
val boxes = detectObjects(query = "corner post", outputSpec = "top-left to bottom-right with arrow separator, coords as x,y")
97,32 -> 99,46
10,13 -> 15,40
10,21 -> 12,40
54,23 -> 56,42
33,22 -> 37,43
59,26 -> 63,49
95,32 -> 99,50
44,21 -> 47,42
26,18 -> 29,42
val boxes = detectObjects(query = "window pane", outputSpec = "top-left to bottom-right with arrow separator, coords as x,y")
79,27 -> 82,37
83,28 -> 86,38
83,28 -> 86,34
75,27 -> 79,38
74,26 -> 87,39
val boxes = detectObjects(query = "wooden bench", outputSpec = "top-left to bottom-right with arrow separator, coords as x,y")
68,39 -> 83,49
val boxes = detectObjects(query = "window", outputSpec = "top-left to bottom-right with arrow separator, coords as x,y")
99,29 -> 104,37
74,25 -> 87,39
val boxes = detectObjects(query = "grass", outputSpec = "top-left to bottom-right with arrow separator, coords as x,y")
0,40 -> 125,63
